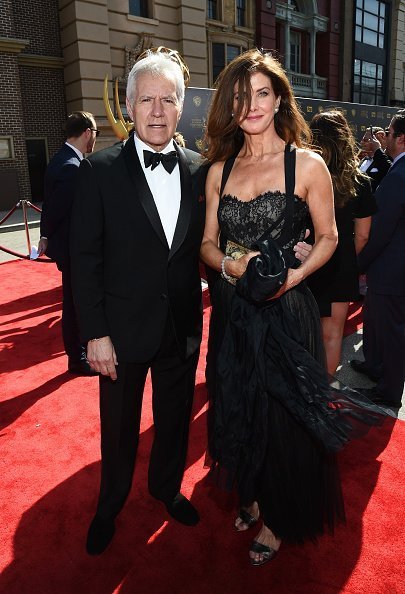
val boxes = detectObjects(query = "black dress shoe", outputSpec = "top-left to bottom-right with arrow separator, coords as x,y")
350,359 -> 380,383
86,515 -> 115,555
359,387 -> 401,408
164,493 -> 200,526
68,359 -> 98,376
349,359 -> 380,383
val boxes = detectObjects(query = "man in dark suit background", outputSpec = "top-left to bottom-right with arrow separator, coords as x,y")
38,111 -> 99,376
352,110 -> 405,408
70,49 -> 208,555
359,126 -> 391,193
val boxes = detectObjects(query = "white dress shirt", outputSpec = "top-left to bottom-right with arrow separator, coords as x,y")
134,134 -> 181,248
392,151 -> 405,166
65,142 -> 83,160
359,157 -> 372,172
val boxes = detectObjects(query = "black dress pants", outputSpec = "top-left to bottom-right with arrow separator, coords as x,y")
61,264 -> 86,362
96,315 -> 199,520
363,290 -> 405,404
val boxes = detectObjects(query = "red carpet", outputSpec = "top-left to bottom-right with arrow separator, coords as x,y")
0,260 -> 404,594
344,301 -> 364,337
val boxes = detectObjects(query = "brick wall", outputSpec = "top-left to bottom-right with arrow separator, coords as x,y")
20,66 -> 67,160
0,0 -> 15,38
12,0 -> 63,57
0,53 -> 31,204
0,0 -> 66,206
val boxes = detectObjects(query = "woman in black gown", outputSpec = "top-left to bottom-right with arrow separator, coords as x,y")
200,49 -> 387,566
308,111 -> 376,374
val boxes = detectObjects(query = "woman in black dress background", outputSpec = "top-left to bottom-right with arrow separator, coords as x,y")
308,111 -> 376,374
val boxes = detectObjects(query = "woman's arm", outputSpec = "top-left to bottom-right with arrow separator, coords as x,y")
354,216 -> 371,254
200,162 -> 258,280
274,151 -> 338,296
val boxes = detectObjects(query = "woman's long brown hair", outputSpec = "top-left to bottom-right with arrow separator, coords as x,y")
310,110 -> 367,208
203,48 -> 311,163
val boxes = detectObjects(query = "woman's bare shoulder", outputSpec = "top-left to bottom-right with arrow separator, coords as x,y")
296,147 -> 328,176
296,147 -> 324,165
206,159 -> 225,185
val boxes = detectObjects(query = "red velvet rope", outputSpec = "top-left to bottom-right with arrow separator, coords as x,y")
0,201 -> 53,262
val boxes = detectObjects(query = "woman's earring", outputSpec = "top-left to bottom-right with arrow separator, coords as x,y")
275,107 -> 279,114
231,112 -> 235,117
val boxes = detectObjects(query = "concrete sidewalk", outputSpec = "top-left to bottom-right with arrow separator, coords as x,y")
0,203 -> 42,263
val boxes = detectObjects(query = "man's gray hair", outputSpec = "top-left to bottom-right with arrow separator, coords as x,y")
126,51 -> 185,106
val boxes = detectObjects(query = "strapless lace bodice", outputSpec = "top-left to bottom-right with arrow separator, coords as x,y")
219,191 -> 308,254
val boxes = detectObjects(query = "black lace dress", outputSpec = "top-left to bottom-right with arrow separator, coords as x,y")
205,146 -> 388,544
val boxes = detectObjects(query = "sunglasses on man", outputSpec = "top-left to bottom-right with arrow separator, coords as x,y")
385,129 -> 403,138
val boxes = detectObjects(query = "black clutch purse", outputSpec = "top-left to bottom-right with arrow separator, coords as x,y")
236,237 -> 288,302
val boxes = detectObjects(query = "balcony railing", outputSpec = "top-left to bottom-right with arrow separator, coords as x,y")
287,71 -> 328,99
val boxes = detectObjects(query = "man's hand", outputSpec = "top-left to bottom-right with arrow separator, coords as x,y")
87,336 -> 118,380
37,237 -> 48,257
369,129 -> 382,154
293,229 -> 313,263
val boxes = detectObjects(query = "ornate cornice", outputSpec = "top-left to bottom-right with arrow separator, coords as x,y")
275,3 -> 328,31
18,54 -> 64,69
0,36 -> 29,54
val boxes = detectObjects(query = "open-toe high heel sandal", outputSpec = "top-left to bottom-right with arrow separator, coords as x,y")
249,540 -> 279,566
235,508 -> 258,532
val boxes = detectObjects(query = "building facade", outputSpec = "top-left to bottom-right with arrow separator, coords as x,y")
0,0 -> 403,207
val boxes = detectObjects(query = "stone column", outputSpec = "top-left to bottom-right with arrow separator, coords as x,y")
176,0 -> 208,88
310,28 -> 316,75
285,22 -> 291,71
58,0 -> 112,144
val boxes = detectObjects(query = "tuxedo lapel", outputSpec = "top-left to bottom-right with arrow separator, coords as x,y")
122,138 -> 168,248
169,145 -> 193,260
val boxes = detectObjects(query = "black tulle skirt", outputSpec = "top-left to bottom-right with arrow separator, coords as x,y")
205,276 -> 388,544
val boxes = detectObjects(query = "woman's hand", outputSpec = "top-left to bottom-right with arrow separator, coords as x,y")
226,251 -> 260,279
268,267 -> 304,300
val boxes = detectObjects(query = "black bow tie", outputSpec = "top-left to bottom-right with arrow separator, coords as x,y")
143,150 -> 178,174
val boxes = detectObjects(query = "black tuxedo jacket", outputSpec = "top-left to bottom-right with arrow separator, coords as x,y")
358,155 -> 405,296
40,143 -> 81,267
70,139 -> 209,362
361,148 -> 391,193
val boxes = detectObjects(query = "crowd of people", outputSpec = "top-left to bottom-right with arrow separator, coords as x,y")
38,47 -> 404,564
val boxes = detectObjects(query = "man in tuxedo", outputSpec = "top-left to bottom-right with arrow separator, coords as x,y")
38,111 -> 99,376
70,50 -> 208,554
359,126 -> 391,193
351,110 -> 405,407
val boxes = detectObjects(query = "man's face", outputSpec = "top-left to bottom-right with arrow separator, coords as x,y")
126,72 -> 182,152
385,119 -> 404,158
85,119 -> 98,154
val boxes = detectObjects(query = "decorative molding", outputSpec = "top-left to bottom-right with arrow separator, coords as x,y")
234,26 -> 255,36
18,54 -> 64,69
206,19 -> 229,31
127,14 -> 159,27
0,36 -> 29,54
276,3 -> 328,31
121,33 -> 154,81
